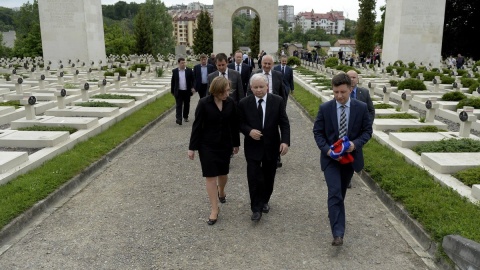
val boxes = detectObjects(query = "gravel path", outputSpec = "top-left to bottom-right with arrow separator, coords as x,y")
0,95 -> 434,269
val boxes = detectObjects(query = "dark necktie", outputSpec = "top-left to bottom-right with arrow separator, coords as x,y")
281,66 -> 285,74
258,99 -> 263,128
339,105 -> 347,138
351,90 -> 356,99
237,65 -> 240,72
222,72 -> 226,78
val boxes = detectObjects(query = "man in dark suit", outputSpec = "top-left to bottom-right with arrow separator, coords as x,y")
243,53 -> 255,70
238,73 -> 290,222
346,70 -> 375,188
273,55 -> 294,103
171,57 -> 194,125
193,54 -> 215,98
248,54 -> 286,101
313,72 -> 372,246
208,53 -> 217,71
207,53 -> 244,103
228,50 -> 251,97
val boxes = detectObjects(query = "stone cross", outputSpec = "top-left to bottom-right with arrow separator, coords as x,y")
400,89 -> 413,112
54,88 -> 67,109
424,97 -> 439,122
382,84 -> 393,104
20,95 -> 37,120
458,106 -> 476,137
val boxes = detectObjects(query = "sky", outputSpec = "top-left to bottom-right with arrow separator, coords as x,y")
2,0 -> 386,21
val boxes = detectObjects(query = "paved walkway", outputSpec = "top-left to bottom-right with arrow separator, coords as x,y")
0,95 -> 435,269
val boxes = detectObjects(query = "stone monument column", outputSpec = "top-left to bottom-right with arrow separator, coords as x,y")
38,0 -> 107,69
382,0 -> 446,68
213,0 -> 278,56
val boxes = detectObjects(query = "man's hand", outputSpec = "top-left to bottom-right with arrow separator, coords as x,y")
232,147 -> 239,154
345,141 -> 355,153
279,143 -> 289,156
249,129 -> 263,140
188,150 -> 195,160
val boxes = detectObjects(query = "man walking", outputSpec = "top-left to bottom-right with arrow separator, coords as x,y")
171,57 -> 194,125
193,54 -> 215,98
312,73 -> 372,246
274,55 -> 294,102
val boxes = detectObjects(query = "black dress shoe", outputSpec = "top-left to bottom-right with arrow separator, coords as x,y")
251,212 -> 262,221
277,161 -> 282,168
262,204 -> 270,213
184,118 -> 189,122
175,119 -> 182,125
347,183 -> 352,188
332,236 -> 343,246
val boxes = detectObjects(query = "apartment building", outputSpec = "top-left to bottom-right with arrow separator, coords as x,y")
296,10 -> 345,34
278,5 -> 295,23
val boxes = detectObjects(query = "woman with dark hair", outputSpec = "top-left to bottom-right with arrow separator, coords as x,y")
188,77 -> 240,225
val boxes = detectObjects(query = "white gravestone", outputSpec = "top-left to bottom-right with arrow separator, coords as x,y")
38,0 -> 106,69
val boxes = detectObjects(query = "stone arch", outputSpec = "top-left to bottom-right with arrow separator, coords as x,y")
213,0 -> 278,56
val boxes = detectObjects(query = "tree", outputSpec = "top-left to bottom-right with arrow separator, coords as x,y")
133,6 -> 152,54
373,5 -> 385,48
12,0 -> 42,57
192,9 -> 213,55
355,0 -> 376,56
105,21 -> 135,56
142,0 -> 174,56
250,15 -> 260,59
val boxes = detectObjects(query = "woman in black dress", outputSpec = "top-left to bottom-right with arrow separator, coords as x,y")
188,77 -> 240,225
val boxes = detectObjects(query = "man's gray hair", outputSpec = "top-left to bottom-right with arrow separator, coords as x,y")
249,73 -> 268,86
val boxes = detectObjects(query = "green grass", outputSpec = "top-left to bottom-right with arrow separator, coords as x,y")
0,94 -> 175,229
75,101 -> 117,107
289,83 -> 480,258
398,126 -> 446,132
291,82 -> 322,117
92,94 -> 134,99
454,167 -> 480,187
376,113 -> 418,119
0,100 -> 21,109
412,138 -> 480,155
18,125 -> 77,134
374,103 -> 394,109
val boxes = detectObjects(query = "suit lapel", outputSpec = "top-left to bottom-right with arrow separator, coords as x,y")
348,100 -> 357,137
264,94 -> 273,128
330,101 -> 339,137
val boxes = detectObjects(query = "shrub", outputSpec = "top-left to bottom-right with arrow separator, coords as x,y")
397,78 -> 427,90
412,138 -> 480,155
130,63 -> 148,71
376,113 -> 417,119
456,97 -> 480,109
75,101 -> 117,107
374,103 -> 394,109
91,94 -> 133,99
398,126 -> 444,132
325,57 -> 338,68
287,56 -> 301,66
389,80 -> 399,87
156,67 -> 164,77
422,71 -> 441,81
460,78 -> 478,88
454,167 -> 480,187
439,75 -> 455,84
441,91 -> 467,101
18,125 -> 77,134
468,82 -> 480,94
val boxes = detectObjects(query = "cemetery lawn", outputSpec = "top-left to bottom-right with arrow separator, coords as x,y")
290,84 -> 480,257
0,94 -> 175,230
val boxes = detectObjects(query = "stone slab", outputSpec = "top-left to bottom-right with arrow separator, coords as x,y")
10,116 -> 99,130
373,119 -> 448,131
442,235 -> 480,270
75,99 -> 135,108
421,152 -> 480,174
0,106 -> 15,115
436,101 -> 458,111
103,92 -> 148,100
0,151 -> 28,173
473,185 -> 480,201
375,109 -> 420,117
412,94 -> 444,102
45,106 -> 119,117
0,130 -> 70,148
388,132 -> 452,148
4,93 -> 57,101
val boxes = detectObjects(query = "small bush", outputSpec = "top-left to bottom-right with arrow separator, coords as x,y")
468,82 -> 480,94
460,78 -> 478,88
412,138 -> 480,155
376,113 -> 417,119
92,94 -> 133,99
422,71 -> 441,81
389,80 -> 399,87
130,63 -> 148,71
156,68 -> 164,77
398,126 -> 445,132
397,78 -> 427,90
456,97 -> 480,109
75,101 -> 117,107
287,56 -> 301,66
440,75 -> 455,84
325,57 -> 339,68
441,91 -> 467,101
374,103 -> 394,109
18,125 -> 77,134
64,83 -> 77,89
454,167 -> 480,187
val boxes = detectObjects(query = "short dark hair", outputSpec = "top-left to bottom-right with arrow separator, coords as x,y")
215,53 -> 228,63
331,72 -> 352,88
177,57 -> 185,63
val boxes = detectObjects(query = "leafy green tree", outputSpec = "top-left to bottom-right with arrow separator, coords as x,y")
250,15 -> 260,59
192,9 -> 213,55
0,7 -> 15,31
133,6 -> 152,54
232,13 -> 253,47
142,0 -> 174,56
104,22 -> 135,56
374,5 -> 385,48
356,0 -> 376,56
12,0 -> 42,57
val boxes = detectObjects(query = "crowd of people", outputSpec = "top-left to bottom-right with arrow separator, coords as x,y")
172,50 -> 374,246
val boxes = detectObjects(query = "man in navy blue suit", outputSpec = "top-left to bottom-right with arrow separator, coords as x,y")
312,73 -> 372,246
193,54 -> 214,98
274,55 -> 294,103
228,50 -> 251,97
171,57 -> 195,125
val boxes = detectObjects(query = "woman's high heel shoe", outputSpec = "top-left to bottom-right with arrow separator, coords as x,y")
218,192 -> 226,204
207,208 -> 219,225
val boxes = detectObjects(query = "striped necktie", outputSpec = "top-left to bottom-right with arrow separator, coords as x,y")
339,105 -> 347,138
